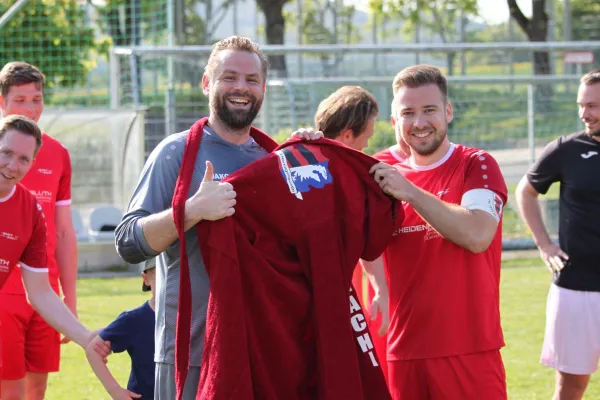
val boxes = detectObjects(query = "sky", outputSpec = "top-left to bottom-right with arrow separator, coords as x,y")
348,0 -> 533,25
477,0 -> 532,25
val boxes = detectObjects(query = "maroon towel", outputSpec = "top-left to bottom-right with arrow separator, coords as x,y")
173,118 -> 398,399
171,117 -> 277,399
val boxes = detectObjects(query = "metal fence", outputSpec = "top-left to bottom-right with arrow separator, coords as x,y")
108,41 -> 600,248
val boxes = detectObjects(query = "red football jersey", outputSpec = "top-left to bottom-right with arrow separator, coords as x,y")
1,133 -> 71,294
373,146 -> 405,166
385,144 -> 507,361
0,184 -> 48,290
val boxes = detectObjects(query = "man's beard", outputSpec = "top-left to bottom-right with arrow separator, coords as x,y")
409,128 -> 447,156
212,92 -> 263,131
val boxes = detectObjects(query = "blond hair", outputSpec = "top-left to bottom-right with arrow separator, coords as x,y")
205,36 -> 269,80
315,86 -> 379,139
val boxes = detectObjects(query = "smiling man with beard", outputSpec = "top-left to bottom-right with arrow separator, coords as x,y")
113,36 -> 273,400
369,65 -> 508,400
515,69 -> 600,400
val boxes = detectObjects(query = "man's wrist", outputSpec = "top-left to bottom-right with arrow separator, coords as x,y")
184,198 -> 204,226
404,184 -> 421,205
534,234 -> 553,248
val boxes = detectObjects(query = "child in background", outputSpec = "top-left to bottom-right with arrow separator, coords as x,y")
86,258 -> 156,399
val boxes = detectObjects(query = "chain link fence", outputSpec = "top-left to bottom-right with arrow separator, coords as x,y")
110,41 -> 600,247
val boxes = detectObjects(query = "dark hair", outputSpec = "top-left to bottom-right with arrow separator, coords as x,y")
315,86 -> 379,139
581,68 -> 600,85
0,62 -> 45,97
205,36 -> 269,80
0,114 -> 43,154
392,64 -> 448,103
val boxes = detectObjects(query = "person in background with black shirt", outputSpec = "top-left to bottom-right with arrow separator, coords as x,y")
515,69 -> 600,400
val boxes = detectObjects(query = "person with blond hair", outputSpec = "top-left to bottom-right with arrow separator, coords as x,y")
114,35 -> 273,399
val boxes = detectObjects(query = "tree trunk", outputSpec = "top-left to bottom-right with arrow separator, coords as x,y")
256,0 -> 288,77
528,11 -> 553,111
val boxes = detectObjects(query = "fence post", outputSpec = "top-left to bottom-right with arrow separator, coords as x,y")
0,0 -> 30,30
527,84 -> 536,166
165,0 -> 176,136
284,80 -> 297,131
129,54 -> 141,108
165,88 -> 175,138
109,49 -> 120,110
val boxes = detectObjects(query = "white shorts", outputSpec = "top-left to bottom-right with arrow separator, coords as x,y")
540,283 -> 600,375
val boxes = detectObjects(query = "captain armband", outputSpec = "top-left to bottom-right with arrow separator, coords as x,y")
460,188 -> 504,223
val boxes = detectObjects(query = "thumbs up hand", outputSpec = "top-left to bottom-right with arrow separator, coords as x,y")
186,161 -> 237,222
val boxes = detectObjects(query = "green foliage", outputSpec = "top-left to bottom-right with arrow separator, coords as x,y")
92,0 -> 166,46
272,127 -> 293,145
368,0 -> 478,42
364,120 -> 396,155
556,0 -> 600,67
284,0 -> 361,75
570,0 -> 600,41
368,0 -> 478,75
0,0 -> 104,92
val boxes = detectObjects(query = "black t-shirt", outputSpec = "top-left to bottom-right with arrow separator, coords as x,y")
527,131 -> 600,291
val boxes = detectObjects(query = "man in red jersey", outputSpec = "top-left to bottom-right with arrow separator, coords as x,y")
0,115 -> 94,398
0,62 -> 78,400
370,65 -> 508,400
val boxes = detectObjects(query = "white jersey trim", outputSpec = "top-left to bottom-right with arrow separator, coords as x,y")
0,186 -> 16,202
56,199 -> 72,206
19,263 -> 49,273
389,147 -> 405,163
409,143 -> 456,171
461,188 -> 503,223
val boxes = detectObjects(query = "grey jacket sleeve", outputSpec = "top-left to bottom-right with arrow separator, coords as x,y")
114,135 -> 185,264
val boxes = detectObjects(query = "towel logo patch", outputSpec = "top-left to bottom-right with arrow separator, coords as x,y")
276,145 -> 333,200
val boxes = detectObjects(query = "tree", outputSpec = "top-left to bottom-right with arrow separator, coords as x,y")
173,0 -> 238,88
469,21 -> 529,65
91,0 -> 236,100
256,0 -> 293,77
285,0 -> 361,76
507,0 -> 550,75
0,0 -> 102,95
508,0 -> 553,107
369,0 -> 478,75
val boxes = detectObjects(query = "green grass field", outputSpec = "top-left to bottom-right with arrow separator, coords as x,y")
45,257 -> 599,399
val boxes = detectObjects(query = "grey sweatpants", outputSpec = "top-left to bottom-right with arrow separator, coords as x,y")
154,362 -> 201,400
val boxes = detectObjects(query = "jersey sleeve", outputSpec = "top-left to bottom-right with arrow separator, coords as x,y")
462,150 -> 508,214
114,134 -> 185,263
55,145 -> 72,206
526,138 -> 562,195
20,202 -> 48,271
99,311 -> 137,353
